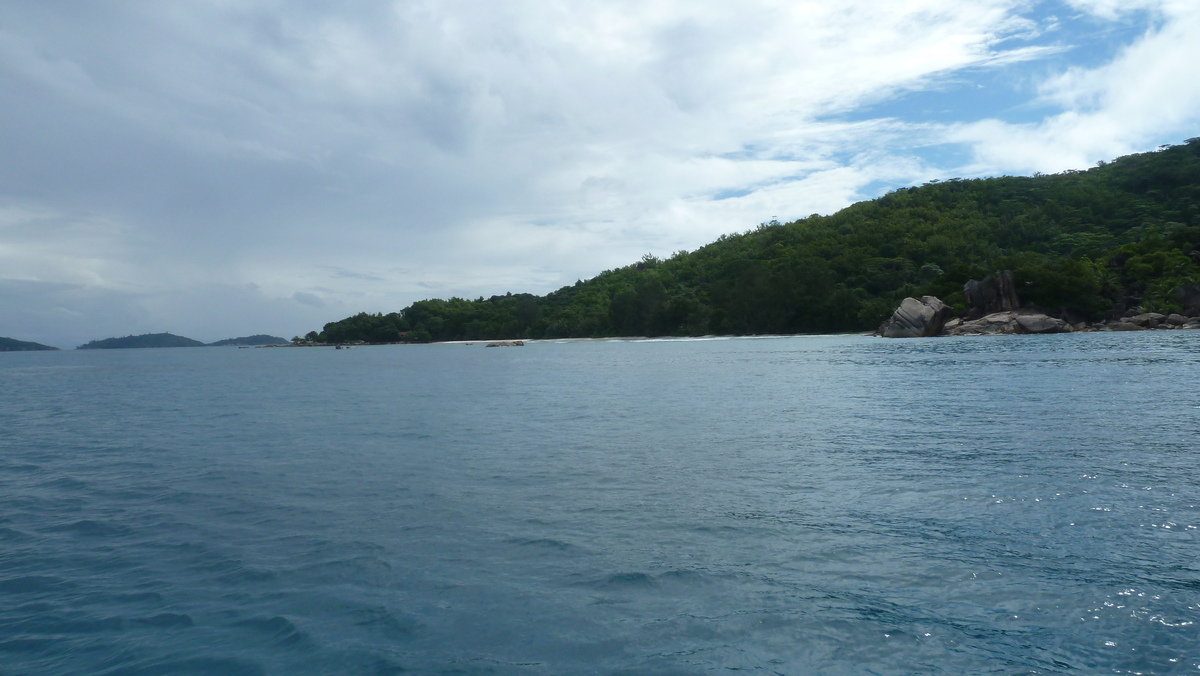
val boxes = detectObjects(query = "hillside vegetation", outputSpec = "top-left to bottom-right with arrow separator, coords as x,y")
312,139 -> 1200,343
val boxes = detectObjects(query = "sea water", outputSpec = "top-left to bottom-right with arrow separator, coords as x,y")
1,333 -> 1198,674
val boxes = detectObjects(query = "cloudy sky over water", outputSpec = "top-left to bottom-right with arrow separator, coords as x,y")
2,1 -> 1199,347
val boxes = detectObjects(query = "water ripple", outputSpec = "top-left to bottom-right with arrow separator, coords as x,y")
1,334 -> 1198,674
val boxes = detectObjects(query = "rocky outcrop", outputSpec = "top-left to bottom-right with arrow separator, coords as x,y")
1097,313 -> 1200,331
942,310 -> 1070,336
1127,312 -> 1166,327
1108,321 -> 1142,331
947,310 -> 1200,334
879,296 -> 953,338
878,291 -> 1200,338
963,270 -> 1020,318
942,312 -> 1016,335
1014,314 -> 1071,334
485,340 -> 525,347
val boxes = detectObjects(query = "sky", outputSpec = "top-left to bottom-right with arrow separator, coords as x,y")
2,1 -> 1199,348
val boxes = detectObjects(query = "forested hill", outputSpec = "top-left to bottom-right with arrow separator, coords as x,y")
0,336 -> 58,351
77,333 -> 206,349
313,139 -> 1200,343
208,335 -> 290,346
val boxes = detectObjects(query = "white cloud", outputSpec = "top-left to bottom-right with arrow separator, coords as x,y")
0,1 -> 1193,344
1062,0 -> 1186,20
0,203 -> 132,288
949,2 -> 1200,173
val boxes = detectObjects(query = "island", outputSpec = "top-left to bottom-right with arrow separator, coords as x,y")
0,336 -> 59,351
77,333 -> 206,349
208,335 -> 291,347
299,138 -> 1200,344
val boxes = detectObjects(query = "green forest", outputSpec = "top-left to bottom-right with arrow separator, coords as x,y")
310,139 -> 1200,344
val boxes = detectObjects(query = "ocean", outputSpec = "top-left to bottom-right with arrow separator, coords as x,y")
2,333 -> 1198,674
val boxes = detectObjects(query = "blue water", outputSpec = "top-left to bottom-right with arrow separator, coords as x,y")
2,333 -> 1199,675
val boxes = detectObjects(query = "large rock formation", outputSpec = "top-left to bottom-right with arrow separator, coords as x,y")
943,310 -> 1071,336
879,296 -> 953,338
943,312 -> 1017,335
1014,314 -> 1072,334
963,270 -> 1020,318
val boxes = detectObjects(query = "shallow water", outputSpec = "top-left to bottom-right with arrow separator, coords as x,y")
1,333 -> 1199,674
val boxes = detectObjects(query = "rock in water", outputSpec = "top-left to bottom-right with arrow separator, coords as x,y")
1014,314 -> 1071,334
880,296 -> 953,338
1109,321 -> 1142,331
944,310 -> 1070,336
963,270 -> 1020,318
1127,312 -> 1166,327
944,311 -> 1019,335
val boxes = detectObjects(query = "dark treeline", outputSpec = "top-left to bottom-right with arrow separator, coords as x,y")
312,139 -> 1200,343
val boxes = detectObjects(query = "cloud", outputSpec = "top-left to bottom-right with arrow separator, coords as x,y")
0,1 -> 1193,345
948,1 -> 1200,173
1063,0 -> 1186,20
292,291 -> 325,308
0,202 -> 134,289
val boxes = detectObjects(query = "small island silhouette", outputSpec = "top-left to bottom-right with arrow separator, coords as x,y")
77,333 -> 207,349
0,336 -> 59,351
73,333 -> 290,349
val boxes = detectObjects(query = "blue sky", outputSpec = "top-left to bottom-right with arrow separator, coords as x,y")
1,0 -> 1198,347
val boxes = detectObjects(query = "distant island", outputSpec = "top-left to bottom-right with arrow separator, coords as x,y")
301,138 -> 1200,343
74,332 -> 293,349
0,336 -> 59,351
208,334 -> 291,347
78,333 -> 207,349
